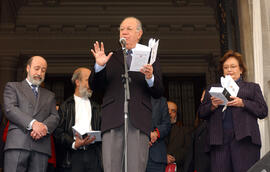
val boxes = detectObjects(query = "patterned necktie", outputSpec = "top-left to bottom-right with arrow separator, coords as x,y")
126,49 -> 133,69
31,84 -> 38,97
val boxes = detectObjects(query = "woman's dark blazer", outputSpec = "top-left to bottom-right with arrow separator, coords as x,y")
198,80 -> 268,147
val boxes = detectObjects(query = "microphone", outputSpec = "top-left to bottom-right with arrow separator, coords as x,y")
119,38 -> 126,48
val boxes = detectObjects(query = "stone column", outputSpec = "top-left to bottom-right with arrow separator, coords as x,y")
260,0 -> 270,158
0,55 -> 19,106
237,0 -> 254,82
251,0 -> 269,157
238,0 -> 270,157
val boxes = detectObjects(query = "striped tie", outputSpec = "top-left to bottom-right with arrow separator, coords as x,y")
31,84 -> 38,97
127,49 -> 133,69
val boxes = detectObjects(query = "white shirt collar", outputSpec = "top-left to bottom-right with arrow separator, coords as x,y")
123,43 -> 150,52
74,94 -> 89,101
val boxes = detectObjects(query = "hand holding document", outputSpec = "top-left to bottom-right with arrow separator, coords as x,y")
129,48 -> 150,71
129,38 -> 159,71
72,125 -> 101,143
209,87 -> 232,105
209,75 -> 239,111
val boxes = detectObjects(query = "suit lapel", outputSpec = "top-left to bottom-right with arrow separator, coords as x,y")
21,80 -> 36,107
115,50 -> 125,69
237,80 -> 246,97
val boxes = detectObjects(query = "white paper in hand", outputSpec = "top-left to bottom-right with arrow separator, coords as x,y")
129,43 -> 151,72
221,75 -> 239,97
129,49 -> 150,71
72,125 -> 102,143
209,87 -> 230,105
148,38 -> 159,65
209,75 -> 239,106
72,125 -> 87,139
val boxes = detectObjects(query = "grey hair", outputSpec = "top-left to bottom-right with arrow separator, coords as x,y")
120,16 -> 142,31
71,70 -> 82,85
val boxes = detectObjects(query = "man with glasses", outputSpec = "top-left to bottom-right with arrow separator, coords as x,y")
90,16 -> 164,172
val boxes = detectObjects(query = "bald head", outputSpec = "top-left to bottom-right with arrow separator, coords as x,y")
72,67 -> 92,98
27,56 -> 47,67
120,17 -> 142,31
119,16 -> 143,49
71,67 -> 91,85
26,56 -> 47,86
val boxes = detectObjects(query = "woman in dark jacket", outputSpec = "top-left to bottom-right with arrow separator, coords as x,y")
198,50 -> 268,172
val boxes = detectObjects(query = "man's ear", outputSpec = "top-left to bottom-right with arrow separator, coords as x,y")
26,65 -> 30,73
75,79 -> 80,87
137,30 -> 143,40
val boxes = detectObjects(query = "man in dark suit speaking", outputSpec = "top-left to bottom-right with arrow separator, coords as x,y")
3,56 -> 59,172
90,16 -> 164,172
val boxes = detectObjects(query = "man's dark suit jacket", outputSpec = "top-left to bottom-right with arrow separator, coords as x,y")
198,80 -> 268,147
90,49 -> 163,135
166,124 -> 192,172
0,104 -> 2,124
148,97 -> 171,165
184,121 -> 210,172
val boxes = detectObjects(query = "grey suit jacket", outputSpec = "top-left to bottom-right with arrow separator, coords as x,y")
3,80 -> 59,156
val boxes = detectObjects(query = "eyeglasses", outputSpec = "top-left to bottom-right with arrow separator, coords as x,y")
119,26 -> 134,32
223,65 -> 239,70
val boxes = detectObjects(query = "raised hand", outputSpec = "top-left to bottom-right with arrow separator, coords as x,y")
91,41 -> 113,66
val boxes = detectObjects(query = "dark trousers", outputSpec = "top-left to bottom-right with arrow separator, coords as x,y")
210,129 -> 260,172
4,149 -> 49,172
70,146 -> 102,172
46,163 -> 56,172
145,160 -> 166,172
57,167 -> 71,172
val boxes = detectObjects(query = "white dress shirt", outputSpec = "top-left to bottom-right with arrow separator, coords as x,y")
72,94 -> 92,149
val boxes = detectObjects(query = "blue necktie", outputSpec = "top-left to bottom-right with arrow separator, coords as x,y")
127,49 -> 132,69
31,84 -> 38,97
